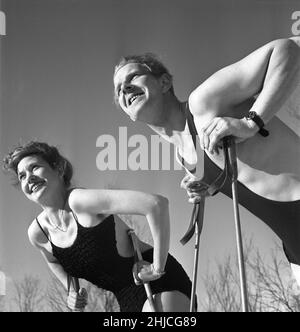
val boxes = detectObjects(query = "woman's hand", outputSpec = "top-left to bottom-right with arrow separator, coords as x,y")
133,261 -> 165,283
67,288 -> 88,312
199,117 -> 258,154
181,174 -> 210,204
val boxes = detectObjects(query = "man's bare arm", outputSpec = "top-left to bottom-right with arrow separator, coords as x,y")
191,38 -> 300,123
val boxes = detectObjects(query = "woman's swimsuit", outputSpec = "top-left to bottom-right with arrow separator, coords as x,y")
36,213 -> 193,312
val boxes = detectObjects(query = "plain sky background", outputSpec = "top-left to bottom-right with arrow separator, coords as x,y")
0,0 -> 300,308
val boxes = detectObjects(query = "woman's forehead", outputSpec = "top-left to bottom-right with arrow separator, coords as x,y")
17,155 -> 44,172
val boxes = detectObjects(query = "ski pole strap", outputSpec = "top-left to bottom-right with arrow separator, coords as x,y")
185,110 -> 233,196
128,230 -> 142,261
180,109 -> 237,245
128,230 -> 144,285
181,104 -> 236,245
67,275 -> 80,295
207,136 -> 233,196
180,197 -> 206,245
180,137 -> 235,246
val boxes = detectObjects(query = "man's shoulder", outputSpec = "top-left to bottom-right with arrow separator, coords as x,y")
188,86 -> 209,116
188,84 -> 220,118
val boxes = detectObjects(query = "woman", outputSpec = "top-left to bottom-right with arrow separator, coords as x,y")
113,37 -> 300,285
3,141 -> 192,312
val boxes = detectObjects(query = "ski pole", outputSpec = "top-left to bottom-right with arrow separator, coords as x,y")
224,136 -> 249,312
128,230 -> 157,312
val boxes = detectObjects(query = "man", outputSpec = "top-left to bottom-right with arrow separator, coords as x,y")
113,37 -> 300,285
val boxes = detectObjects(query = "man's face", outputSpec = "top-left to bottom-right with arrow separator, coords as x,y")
113,63 -> 165,125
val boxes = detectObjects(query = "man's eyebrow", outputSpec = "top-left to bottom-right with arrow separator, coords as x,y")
114,70 -> 141,93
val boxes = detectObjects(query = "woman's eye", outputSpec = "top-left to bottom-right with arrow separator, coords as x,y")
19,174 -> 25,181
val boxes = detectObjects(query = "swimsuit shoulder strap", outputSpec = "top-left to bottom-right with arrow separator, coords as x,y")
185,108 -> 199,149
35,216 -> 52,243
176,106 -> 199,175
184,105 -> 231,196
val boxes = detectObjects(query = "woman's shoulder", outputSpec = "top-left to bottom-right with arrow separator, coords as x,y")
67,187 -> 116,213
27,211 -> 48,248
67,187 -> 87,212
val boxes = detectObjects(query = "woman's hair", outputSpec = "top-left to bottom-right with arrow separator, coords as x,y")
3,141 -> 73,188
114,53 -> 175,103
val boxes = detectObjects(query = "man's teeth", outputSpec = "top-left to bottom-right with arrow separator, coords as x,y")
130,94 -> 142,105
130,96 -> 137,104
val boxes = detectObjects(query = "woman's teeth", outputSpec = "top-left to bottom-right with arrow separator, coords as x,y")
32,182 -> 44,193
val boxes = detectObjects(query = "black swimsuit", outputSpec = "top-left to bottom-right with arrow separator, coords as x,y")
203,153 -> 300,265
183,111 -> 300,265
36,213 -> 193,312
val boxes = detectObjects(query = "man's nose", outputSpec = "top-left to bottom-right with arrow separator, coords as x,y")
122,83 -> 134,94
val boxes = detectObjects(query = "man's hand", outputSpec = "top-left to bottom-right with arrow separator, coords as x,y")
199,117 -> 258,154
181,174 -> 210,204
67,288 -> 88,312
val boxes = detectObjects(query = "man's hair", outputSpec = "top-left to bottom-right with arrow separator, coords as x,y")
3,141 -> 73,188
114,53 -> 175,102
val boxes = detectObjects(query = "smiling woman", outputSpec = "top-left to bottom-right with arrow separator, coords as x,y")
4,142 -> 73,190
2,141 -> 193,312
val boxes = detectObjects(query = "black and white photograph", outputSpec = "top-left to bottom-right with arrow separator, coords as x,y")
0,0 -> 300,317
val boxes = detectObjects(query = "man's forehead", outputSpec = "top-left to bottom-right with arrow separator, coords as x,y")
114,63 -> 151,82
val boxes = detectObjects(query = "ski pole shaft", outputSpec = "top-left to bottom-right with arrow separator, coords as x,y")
128,230 -> 157,312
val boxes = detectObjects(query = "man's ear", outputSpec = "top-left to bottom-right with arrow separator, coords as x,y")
159,73 -> 173,94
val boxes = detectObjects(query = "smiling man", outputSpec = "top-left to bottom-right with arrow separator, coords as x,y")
113,37 -> 300,287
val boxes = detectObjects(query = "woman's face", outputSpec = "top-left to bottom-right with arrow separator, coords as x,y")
114,63 -> 166,125
17,155 -> 63,205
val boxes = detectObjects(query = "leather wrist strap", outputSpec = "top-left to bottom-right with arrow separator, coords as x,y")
245,111 -> 269,137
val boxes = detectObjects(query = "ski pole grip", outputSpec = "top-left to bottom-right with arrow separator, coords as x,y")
72,277 -> 80,293
224,136 -> 238,180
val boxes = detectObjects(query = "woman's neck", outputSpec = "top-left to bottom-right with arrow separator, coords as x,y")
41,187 -> 68,214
